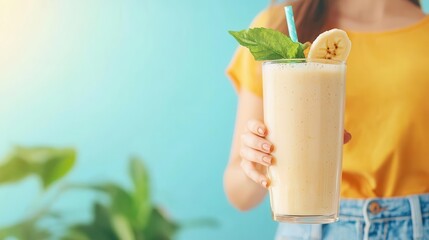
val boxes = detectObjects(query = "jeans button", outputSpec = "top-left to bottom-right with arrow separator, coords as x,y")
369,201 -> 386,214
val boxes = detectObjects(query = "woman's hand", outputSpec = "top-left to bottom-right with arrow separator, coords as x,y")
239,120 -> 273,189
239,120 -> 352,189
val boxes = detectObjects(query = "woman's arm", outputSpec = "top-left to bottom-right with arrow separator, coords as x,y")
224,89 -> 270,211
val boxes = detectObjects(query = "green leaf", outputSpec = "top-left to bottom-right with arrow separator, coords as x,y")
63,203 -> 119,240
129,157 -> 149,202
0,146 -> 76,189
143,207 -> 179,240
229,27 -> 305,60
69,183 -> 136,222
128,157 -> 151,228
111,214 -> 134,240
0,218 -> 52,240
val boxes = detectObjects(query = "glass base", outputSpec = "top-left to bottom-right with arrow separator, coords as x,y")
272,213 -> 338,224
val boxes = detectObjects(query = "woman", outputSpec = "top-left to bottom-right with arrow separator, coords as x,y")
224,0 -> 429,239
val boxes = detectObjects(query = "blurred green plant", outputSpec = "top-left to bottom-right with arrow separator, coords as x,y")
61,157 -> 182,240
0,147 -> 216,240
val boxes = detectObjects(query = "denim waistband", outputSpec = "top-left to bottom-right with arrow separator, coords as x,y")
275,194 -> 429,240
339,194 -> 429,221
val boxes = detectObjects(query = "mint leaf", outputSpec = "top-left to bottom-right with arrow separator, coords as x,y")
229,28 -> 304,60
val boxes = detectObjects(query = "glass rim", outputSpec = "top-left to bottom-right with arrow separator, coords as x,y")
263,58 -> 345,65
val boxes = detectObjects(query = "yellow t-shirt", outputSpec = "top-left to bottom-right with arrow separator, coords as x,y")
227,7 -> 429,198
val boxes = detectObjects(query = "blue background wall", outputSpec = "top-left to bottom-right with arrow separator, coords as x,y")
0,1 -> 428,240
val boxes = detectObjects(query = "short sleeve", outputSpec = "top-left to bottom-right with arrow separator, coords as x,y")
226,45 -> 263,96
226,6 -> 284,97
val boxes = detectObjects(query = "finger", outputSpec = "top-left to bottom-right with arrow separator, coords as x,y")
240,160 -> 270,188
247,119 -> 267,137
240,146 -> 272,167
344,129 -> 352,144
241,132 -> 273,153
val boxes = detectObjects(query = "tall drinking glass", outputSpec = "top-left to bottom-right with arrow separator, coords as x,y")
262,58 -> 346,224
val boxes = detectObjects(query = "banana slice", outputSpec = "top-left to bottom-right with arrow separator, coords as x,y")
308,29 -> 351,61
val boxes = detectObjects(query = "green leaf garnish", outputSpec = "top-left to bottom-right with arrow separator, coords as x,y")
229,27 -> 305,60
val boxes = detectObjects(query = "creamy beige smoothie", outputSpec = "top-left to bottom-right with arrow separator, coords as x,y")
263,59 -> 346,223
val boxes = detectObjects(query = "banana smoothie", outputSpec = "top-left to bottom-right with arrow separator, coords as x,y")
263,59 -> 346,223
230,23 -> 351,223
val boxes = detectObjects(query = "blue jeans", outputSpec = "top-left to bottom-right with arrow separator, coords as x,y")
275,194 -> 429,240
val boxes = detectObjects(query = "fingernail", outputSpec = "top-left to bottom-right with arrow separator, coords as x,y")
262,143 -> 271,152
263,156 -> 272,164
257,128 -> 265,135
261,180 -> 268,188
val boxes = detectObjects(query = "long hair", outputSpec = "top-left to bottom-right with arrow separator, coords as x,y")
270,0 -> 421,43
